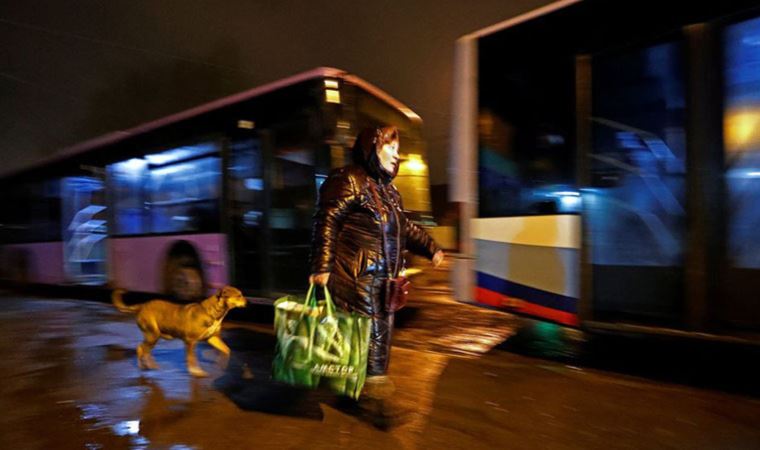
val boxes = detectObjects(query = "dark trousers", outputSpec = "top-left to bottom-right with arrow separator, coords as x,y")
367,312 -> 395,376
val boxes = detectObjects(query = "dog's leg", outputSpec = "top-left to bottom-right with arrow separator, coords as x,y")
207,335 -> 231,368
137,333 -> 160,370
185,340 -> 208,377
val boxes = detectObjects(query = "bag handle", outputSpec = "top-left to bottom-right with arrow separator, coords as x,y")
304,283 -> 317,307
299,283 -> 318,320
323,285 -> 336,317
298,284 -> 333,361
301,283 -> 337,318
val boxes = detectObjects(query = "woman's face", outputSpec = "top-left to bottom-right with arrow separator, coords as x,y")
377,139 -> 400,175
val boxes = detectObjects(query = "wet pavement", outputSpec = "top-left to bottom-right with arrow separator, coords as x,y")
1,259 -> 760,449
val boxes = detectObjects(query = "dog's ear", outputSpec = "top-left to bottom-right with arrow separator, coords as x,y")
216,288 -> 224,300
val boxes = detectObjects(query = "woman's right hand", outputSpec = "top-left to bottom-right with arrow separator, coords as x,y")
309,272 -> 331,286
432,250 -> 445,268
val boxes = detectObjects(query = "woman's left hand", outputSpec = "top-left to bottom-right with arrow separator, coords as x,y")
432,250 -> 445,268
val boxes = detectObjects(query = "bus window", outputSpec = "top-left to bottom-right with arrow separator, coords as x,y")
61,176 -> 108,284
477,36 -> 577,217
722,15 -> 760,326
589,40 -> 687,321
724,15 -> 760,270
356,92 -> 413,136
108,142 -> 222,236
395,153 -> 432,217
590,42 -> 687,267
109,158 -> 148,235
147,155 -> 221,234
0,180 -> 61,245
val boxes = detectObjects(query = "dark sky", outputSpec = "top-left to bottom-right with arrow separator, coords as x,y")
1,0 -> 551,184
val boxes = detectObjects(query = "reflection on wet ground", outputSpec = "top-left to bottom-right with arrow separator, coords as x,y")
0,293 -> 451,449
395,257 -> 522,357
1,257 -> 760,449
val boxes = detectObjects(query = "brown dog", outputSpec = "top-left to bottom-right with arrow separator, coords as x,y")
112,286 -> 247,377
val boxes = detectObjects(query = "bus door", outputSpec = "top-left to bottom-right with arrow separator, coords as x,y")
266,129 -> 318,295
228,125 -> 318,296
61,174 -> 108,285
227,133 -> 270,294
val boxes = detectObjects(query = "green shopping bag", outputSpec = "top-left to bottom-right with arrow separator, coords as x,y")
272,284 -> 371,399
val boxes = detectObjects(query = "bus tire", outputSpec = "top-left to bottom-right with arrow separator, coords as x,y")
164,252 -> 204,302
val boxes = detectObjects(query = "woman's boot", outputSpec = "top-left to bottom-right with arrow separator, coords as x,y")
358,376 -> 410,428
362,375 -> 395,399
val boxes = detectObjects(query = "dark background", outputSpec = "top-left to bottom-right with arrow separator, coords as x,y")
0,0 -> 555,186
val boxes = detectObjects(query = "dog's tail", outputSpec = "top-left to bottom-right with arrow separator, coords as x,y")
112,289 -> 141,314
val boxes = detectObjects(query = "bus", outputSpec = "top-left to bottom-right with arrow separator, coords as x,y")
449,0 -> 760,341
0,67 -> 434,302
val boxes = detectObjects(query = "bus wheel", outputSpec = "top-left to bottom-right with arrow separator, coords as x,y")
166,257 -> 204,302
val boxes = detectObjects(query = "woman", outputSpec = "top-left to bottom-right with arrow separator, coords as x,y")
309,126 -> 444,401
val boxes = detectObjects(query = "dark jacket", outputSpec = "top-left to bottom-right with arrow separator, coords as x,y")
310,161 -> 439,317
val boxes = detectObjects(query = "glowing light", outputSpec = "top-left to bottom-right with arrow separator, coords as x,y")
144,143 -> 217,166
112,158 -> 147,180
244,178 -> 264,190
742,36 -> 760,46
325,89 -> 341,104
243,210 -> 262,226
119,158 -> 147,176
560,196 -> 581,210
150,163 -> 191,176
324,79 -> 339,89
553,191 -> 580,197
402,154 -> 427,174
727,168 -> 760,178
315,174 -> 327,191
724,109 -> 760,152
145,151 -> 186,166
112,420 -> 140,436
237,120 -> 255,129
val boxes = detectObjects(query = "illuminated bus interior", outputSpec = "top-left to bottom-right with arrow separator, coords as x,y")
471,0 -> 760,331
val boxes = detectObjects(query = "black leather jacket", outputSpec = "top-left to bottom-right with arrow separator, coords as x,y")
310,164 -> 439,317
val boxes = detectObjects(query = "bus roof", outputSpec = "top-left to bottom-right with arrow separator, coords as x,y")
460,0 -> 581,40
2,67 -> 421,178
